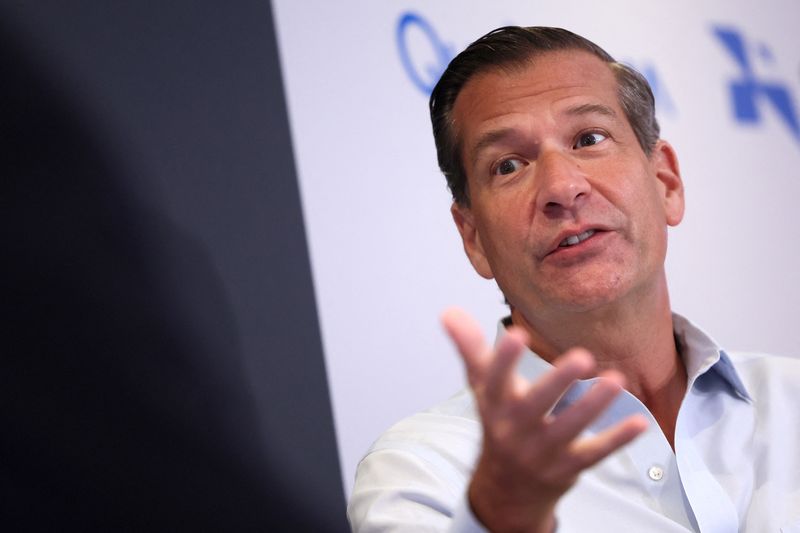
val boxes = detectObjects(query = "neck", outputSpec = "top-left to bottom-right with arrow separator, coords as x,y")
510,280 -> 686,448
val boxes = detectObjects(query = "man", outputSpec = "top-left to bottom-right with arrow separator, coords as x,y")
348,26 -> 800,531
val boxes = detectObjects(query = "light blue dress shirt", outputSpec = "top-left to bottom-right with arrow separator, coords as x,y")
348,314 -> 800,532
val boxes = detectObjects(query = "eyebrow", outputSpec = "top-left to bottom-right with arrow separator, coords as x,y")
467,103 -> 619,167
564,103 -> 618,118
468,128 -> 518,168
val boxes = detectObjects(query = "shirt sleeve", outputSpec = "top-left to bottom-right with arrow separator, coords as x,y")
348,447 -> 488,533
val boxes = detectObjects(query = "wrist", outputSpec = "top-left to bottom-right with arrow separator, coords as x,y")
467,474 -> 557,533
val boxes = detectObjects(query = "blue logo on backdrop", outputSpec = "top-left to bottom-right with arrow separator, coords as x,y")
713,26 -> 800,144
395,12 -> 674,118
395,15 -> 800,146
396,12 -> 453,95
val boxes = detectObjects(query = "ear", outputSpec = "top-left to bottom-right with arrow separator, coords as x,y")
450,202 -> 494,280
650,140 -> 685,226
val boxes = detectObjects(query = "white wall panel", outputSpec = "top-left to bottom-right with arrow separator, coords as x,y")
273,0 -> 800,495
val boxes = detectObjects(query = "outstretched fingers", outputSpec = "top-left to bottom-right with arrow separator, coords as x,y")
442,308 -> 530,398
544,369 -> 628,445
443,309 -> 647,473
569,414 -> 649,471
520,348 -> 596,417
442,308 -> 650,532
441,308 -> 492,387
482,326 -> 529,403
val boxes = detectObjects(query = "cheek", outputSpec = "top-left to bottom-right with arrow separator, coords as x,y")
629,192 -> 670,265
476,189 -> 534,237
474,205 -> 533,278
603,171 -> 665,228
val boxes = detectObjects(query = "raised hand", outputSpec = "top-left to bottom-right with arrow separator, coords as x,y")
441,308 -> 648,533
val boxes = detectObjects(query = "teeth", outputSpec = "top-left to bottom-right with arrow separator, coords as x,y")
559,229 -> 595,248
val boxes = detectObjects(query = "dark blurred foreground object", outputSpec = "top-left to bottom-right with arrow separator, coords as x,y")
0,3 -> 345,530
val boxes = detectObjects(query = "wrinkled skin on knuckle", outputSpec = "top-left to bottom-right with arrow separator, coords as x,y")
492,418 -> 520,443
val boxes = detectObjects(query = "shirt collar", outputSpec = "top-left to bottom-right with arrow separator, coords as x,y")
495,312 -> 752,405
672,313 -> 752,402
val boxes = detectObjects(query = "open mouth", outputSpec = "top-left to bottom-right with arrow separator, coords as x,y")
558,229 -> 596,248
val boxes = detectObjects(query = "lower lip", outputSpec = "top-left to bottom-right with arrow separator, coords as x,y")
546,231 -> 610,263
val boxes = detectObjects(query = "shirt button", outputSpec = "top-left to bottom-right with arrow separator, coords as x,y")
648,466 -> 664,481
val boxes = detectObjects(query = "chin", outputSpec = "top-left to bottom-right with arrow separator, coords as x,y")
540,273 -> 631,313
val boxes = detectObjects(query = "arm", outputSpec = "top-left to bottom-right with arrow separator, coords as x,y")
349,309 -> 647,532
442,308 -> 647,533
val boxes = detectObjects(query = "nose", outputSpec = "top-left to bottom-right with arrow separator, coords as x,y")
534,149 -> 591,216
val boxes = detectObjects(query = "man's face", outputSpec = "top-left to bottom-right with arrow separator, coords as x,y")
450,50 -> 684,322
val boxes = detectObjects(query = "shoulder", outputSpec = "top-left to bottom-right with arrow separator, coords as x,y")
364,387 -> 481,471
348,389 -> 482,530
726,350 -> 800,374
726,351 -> 800,397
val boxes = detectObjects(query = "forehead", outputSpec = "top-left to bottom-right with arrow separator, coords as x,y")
451,50 -> 622,145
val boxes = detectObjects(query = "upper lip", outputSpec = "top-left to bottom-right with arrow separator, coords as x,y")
544,225 -> 610,256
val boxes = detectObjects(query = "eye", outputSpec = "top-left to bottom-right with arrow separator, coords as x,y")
574,131 -> 607,149
493,158 -> 524,176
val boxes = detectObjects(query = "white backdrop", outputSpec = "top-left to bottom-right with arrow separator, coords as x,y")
272,1 -> 800,495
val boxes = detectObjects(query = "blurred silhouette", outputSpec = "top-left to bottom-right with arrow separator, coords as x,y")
0,14 -> 335,531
